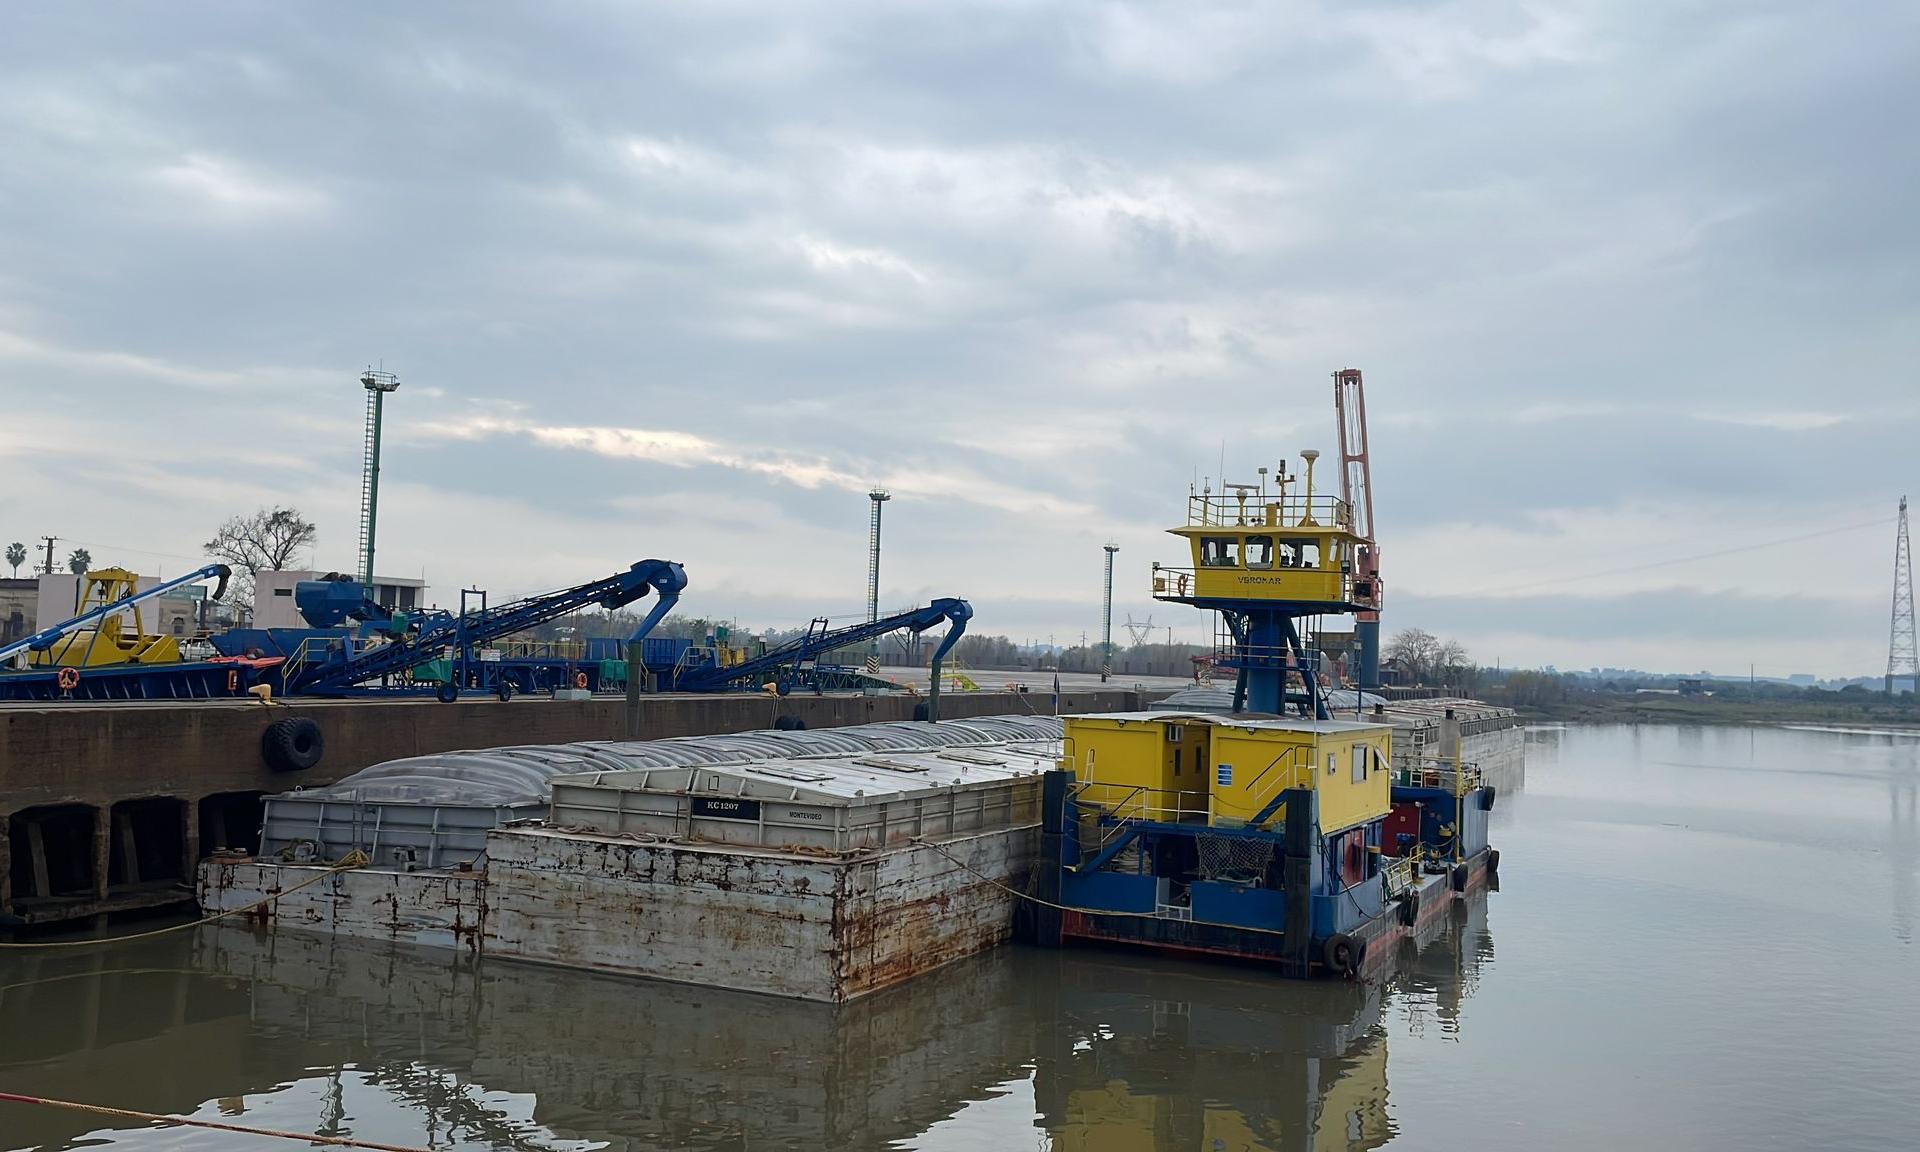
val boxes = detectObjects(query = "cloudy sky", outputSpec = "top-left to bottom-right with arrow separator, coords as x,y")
2,1 -> 1915,677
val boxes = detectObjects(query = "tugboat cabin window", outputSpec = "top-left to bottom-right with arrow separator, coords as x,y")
1244,536 -> 1275,569
1278,539 -> 1321,569
1200,537 -> 1240,567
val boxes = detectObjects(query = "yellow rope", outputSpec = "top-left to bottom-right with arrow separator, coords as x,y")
0,1090 -> 431,1152
0,857 -> 363,950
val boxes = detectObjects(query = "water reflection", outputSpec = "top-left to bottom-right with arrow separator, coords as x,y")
1030,957 -> 1391,1151
0,897 -> 1496,1152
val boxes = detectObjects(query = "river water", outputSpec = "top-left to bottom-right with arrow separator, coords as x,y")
3,723 -> 1916,1151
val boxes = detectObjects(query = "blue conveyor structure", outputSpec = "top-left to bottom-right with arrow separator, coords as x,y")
671,598 -> 972,718
284,560 -> 686,698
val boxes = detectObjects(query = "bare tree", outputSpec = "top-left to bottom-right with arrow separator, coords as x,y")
204,507 -> 318,611
4,542 -> 24,578
1434,639 -> 1470,685
1385,627 -> 1439,682
65,548 -> 92,575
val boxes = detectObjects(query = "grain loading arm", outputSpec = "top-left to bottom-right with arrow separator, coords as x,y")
290,560 -> 687,695
673,597 -> 972,718
0,564 -> 230,667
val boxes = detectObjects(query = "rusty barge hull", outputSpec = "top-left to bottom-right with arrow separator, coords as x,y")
198,823 -> 1035,1002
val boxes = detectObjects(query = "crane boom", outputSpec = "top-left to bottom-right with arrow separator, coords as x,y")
291,560 -> 686,694
0,564 -> 230,665
674,597 -> 972,715
1334,367 -> 1383,690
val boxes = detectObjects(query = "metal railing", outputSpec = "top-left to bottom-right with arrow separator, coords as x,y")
284,632 -> 406,689
1396,753 -> 1483,795
492,638 -> 586,660
1150,565 -> 1369,606
1068,781 -> 1211,868
1185,492 -> 1354,532
1070,780 -> 1212,825
1380,852 -> 1418,898
1221,745 -> 1313,827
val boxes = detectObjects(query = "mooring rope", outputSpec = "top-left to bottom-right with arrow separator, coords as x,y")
912,835 -> 1324,944
0,855 -> 365,950
0,1091 -> 433,1152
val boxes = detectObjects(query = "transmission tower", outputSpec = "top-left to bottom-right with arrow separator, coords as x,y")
358,369 -> 401,591
1101,543 -> 1118,682
1122,614 -> 1155,646
865,489 -> 890,671
1891,495 -> 1917,696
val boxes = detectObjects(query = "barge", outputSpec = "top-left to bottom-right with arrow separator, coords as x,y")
201,716 -> 1068,1001
196,451 -> 1513,997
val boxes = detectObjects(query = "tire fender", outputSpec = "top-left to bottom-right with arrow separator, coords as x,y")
261,717 -> 325,772
1322,933 -> 1358,978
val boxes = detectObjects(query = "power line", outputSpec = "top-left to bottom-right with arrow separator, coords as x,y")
1473,516 -> 1892,597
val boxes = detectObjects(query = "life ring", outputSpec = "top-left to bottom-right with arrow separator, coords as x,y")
55,666 -> 80,691
227,669 -> 240,692
573,671 -> 588,690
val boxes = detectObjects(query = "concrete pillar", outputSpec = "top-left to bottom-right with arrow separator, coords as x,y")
1440,707 -> 1462,765
92,805 -> 111,898
181,798 -> 200,883
25,818 -> 50,900
114,809 -> 141,885
624,654 -> 643,739
0,822 -> 11,916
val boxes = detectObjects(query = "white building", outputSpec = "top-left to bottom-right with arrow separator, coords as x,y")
252,570 -> 430,629
32,572 -> 210,639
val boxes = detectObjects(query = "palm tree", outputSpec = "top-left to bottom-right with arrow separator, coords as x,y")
4,542 -> 24,578
66,548 -> 92,575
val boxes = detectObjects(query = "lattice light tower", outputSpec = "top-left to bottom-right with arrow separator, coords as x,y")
1101,543 -> 1119,682
866,489 -> 891,669
1890,495 -> 1917,696
358,369 -> 401,591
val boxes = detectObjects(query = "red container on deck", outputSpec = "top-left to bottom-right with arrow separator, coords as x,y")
1384,803 -> 1422,857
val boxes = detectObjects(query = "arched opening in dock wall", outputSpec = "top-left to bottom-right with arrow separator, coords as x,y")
106,797 -> 185,889
7,804 -> 97,904
198,792 -> 265,856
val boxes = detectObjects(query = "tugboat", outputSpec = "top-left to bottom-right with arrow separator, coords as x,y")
1026,452 -> 1497,977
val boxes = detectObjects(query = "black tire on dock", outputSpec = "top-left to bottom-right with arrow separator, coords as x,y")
1487,848 -> 1501,875
774,715 -> 806,731
1480,786 -> 1497,811
436,680 -> 459,704
1451,864 -> 1469,891
912,702 -> 930,722
262,717 -> 324,772
496,678 -> 514,702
